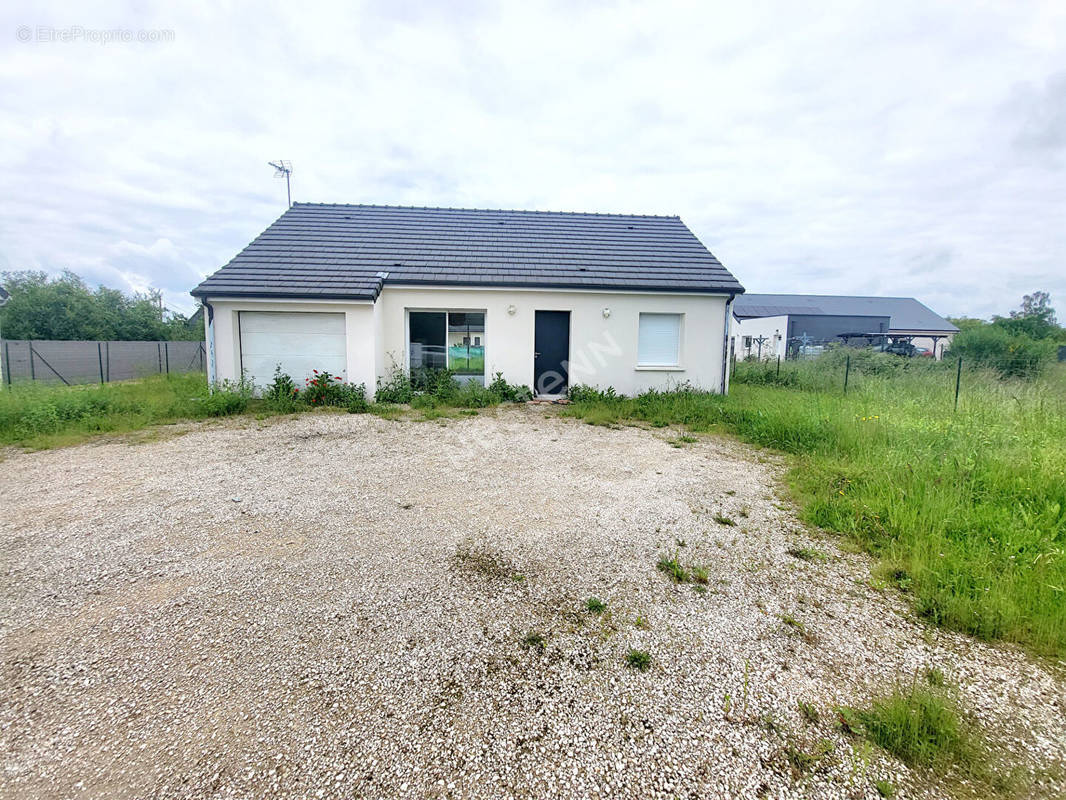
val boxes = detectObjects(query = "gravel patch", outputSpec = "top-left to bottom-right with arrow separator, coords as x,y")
1,407 -> 1063,799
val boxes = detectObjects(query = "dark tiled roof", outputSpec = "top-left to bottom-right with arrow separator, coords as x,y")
191,203 -> 744,300
734,294 -> 958,333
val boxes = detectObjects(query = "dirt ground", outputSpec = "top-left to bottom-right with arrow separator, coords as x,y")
1,407 -> 1063,799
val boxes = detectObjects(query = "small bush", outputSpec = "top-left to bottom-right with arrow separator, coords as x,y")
411,366 -> 459,402
375,367 -> 531,407
585,597 -> 607,614
455,380 -> 496,408
375,366 -> 414,404
343,383 -> 369,413
625,648 -> 652,671
303,369 -> 346,406
19,402 -> 61,435
948,324 -> 1055,379
568,384 -> 619,403
264,365 -> 299,411
488,372 -> 532,403
201,378 -> 252,417
200,390 -> 247,417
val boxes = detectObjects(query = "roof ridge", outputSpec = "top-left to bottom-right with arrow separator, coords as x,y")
290,202 -> 680,220
741,293 -> 919,301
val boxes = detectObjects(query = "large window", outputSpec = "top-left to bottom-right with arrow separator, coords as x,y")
409,310 -> 486,383
637,313 -> 682,367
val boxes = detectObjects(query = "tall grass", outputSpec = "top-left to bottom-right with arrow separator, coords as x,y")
0,374 -> 244,448
565,360 -> 1066,657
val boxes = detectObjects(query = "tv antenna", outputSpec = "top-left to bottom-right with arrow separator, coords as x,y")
268,160 -> 293,207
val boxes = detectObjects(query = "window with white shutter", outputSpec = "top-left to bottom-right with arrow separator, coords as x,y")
637,313 -> 682,367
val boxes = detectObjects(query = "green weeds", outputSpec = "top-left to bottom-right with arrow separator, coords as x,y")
585,597 -> 607,614
565,362 -> 1066,657
625,648 -> 651,671
0,373 -> 241,448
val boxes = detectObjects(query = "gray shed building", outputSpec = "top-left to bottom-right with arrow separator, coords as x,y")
731,294 -> 958,360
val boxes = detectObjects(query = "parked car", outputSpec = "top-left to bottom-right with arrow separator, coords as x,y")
880,341 -> 918,357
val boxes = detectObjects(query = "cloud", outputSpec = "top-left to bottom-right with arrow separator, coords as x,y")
1,0 -> 1064,320
1011,71 -> 1066,161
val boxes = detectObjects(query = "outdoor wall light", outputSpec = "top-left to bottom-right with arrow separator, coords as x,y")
602,307 -> 611,318
507,304 -> 517,315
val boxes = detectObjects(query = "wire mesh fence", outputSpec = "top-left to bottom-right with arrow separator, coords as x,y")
731,349 -> 1062,411
735,334 -> 946,362
1,340 -> 206,386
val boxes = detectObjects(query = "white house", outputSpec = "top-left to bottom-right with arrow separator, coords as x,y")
191,204 -> 745,397
731,294 -> 958,360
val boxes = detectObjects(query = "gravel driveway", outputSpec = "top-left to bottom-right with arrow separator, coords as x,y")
1,407 -> 1063,799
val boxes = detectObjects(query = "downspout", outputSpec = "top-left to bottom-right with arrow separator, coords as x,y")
201,298 -> 216,388
721,294 -> 735,394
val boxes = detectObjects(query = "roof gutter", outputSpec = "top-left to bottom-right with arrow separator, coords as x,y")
199,298 -> 216,387
721,292 -> 736,395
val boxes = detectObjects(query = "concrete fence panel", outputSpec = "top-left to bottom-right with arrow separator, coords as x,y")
1,340 -> 205,385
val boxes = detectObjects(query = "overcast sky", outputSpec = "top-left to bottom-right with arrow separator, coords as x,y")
1,1 -> 1063,318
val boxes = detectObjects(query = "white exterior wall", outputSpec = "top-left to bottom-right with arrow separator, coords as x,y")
891,331 -> 955,359
208,299 -> 376,389
206,288 -> 731,396
378,286 -> 729,394
732,315 -> 788,360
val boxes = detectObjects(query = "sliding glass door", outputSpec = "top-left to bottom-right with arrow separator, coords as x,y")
409,311 -> 447,370
409,310 -> 486,384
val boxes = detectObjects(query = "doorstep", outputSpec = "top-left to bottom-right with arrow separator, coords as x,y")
529,394 -> 569,405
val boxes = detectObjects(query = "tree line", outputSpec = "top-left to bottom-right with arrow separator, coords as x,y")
0,271 -> 203,342
948,291 -> 1064,378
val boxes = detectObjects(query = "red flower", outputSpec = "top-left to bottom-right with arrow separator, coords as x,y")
335,376 -> 342,381
313,369 -> 318,374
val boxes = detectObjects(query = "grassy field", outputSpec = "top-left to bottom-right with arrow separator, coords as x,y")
0,373 -> 246,449
565,357 -> 1066,658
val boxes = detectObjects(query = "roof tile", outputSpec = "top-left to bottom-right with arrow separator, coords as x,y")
192,203 -> 744,299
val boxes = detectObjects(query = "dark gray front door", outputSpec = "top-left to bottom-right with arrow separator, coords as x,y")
534,310 -> 570,395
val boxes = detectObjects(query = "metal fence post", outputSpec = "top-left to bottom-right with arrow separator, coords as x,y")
164,341 -> 170,375
105,341 -> 110,382
2,341 -> 8,386
29,344 -> 36,381
157,342 -> 163,374
28,344 -> 69,385
776,355 -> 781,377
954,357 -> 962,412
843,354 -> 850,394
97,342 -> 104,384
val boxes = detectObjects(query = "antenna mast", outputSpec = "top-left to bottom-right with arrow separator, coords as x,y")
268,160 -> 293,207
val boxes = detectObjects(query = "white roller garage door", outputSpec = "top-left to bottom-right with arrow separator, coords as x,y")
239,311 -> 347,390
